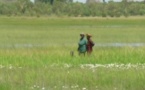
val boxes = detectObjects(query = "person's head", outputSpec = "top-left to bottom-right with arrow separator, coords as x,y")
80,33 -> 85,38
86,34 -> 92,39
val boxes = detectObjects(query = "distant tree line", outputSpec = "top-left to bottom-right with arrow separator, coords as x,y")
0,0 -> 145,17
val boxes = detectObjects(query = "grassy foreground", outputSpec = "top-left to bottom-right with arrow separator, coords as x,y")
0,16 -> 145,90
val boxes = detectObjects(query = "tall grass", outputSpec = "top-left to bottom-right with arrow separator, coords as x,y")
1,63 -> 145,90
0,16 -> 145,90
0,16 -> 145,45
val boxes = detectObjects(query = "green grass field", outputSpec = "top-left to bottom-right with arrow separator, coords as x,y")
0,16 -> 145,90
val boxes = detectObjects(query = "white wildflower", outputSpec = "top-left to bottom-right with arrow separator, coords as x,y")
33,85 -> 36,88
62,86 -> 68,88
75,85 -> 79,88
80,65 -> 84,69
0,65 -> 4,68
18,67 -> 22,69
42,87 -> 45,90
9,66 -> 12,69
79,63 -> 145,70
64,64 -> 71,68
71,86 -> 75,88
31,87 -> 34,89
37,86 -> 40,88
82,87 -> 87,90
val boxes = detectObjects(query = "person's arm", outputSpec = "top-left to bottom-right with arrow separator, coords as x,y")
90,40 -> 95,47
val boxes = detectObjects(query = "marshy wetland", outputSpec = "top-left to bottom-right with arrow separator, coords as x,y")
0,17 -> 145,90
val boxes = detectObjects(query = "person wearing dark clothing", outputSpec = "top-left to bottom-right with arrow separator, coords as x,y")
86,34 -> 95,55
78,33 -> 87,56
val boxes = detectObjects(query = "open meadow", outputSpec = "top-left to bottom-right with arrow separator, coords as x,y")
0,16 -> 145,90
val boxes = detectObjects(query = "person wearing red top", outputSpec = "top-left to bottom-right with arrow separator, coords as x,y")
86,34 -> 95,55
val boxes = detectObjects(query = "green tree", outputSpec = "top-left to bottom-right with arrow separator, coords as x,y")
121,0 -> 129,17
36,0 -> 72,4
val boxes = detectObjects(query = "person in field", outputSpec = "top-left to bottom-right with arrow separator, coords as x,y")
86,34 -> 95,55
78,33 -> 87,56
